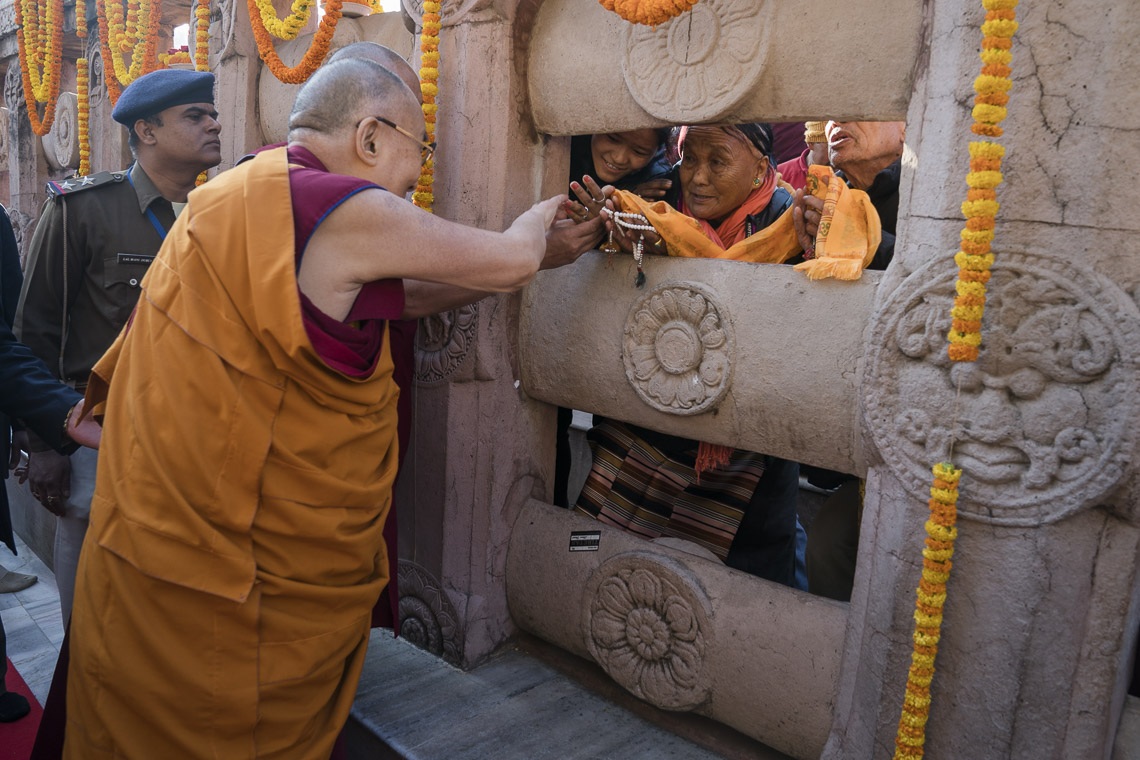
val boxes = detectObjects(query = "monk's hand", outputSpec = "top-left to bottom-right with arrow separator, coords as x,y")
28,449 -> 70,516
67,399 -> 103,450
793,187 -> 824,255
507,195 -> 566,269
631,177 -> 672,201
544,208 -> 604,270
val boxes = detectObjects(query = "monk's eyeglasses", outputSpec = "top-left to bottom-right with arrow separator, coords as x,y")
364,116 -> 435,166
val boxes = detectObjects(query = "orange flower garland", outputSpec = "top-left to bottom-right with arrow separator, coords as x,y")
160,47 -> 193,66
412,0 -> 440,213
248,0 -> 342,84
15,0 -> 65,136
894,2 -> 1018,758
77,57 -> 91,176
598,0 -> 698,27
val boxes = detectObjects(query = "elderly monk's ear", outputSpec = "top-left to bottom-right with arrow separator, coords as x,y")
355,117 -> 383,166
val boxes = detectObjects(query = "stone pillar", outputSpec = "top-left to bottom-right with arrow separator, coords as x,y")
826,1 -> 1140,757
395,0 -> 570,667
216,0 -> 269,164
4,60 -> 48,250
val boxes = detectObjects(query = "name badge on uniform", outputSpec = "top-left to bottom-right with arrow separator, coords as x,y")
117,253 -> 156,266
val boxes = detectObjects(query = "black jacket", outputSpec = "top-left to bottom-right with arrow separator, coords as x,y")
0,207 -> 81,553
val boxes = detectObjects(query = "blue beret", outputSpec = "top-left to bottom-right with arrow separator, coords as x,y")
112,69 -> 216,126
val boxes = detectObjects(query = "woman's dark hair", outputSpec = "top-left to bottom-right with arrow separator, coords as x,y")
733,122 -> 775,165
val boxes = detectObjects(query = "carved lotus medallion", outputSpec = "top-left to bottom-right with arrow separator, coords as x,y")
622,0 -> 771,123
623,282 -> 733,415
415,303 -> 478,384
584,552 -> 712,711
397,559 -> 462,666
864,253 -> 1140,525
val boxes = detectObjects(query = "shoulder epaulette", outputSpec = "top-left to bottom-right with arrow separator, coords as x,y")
45,171 -> 127,198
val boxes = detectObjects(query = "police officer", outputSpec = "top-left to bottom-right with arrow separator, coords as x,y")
14,68 -> 222,623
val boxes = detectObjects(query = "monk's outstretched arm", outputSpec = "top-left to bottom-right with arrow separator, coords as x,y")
312,190 -> 563,293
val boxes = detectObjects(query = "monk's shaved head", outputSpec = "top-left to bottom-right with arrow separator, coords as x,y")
288,58 -> 419,138
327,42 -> 421,101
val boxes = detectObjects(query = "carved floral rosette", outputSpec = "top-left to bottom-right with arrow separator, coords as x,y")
415,303 -> 478,384
863,253 -> 1140,525
622,0 -> 772,123
623,282 -> 734,416
583,551 -> 713,711
397,559 -> 463,666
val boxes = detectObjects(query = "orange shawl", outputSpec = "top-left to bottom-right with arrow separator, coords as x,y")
612,164 -> 882,279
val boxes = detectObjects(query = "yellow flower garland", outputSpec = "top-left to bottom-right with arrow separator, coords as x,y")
895,2 -> 1018,758
252,0 -> 315,41
412,0 -> 440,213
15,0 -> 65,136
947,0 -> 1018,362
77,57 -> 91,176
895,464 -> 960,759
598,0 -> 699,27
195,0 -> 211,72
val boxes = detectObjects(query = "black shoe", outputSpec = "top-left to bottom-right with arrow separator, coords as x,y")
0,690 -> 31,722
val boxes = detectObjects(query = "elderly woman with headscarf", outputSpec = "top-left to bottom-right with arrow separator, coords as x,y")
574,122 -> 805,589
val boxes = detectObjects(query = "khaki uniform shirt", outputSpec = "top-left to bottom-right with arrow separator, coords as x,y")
15,164 -> 175,385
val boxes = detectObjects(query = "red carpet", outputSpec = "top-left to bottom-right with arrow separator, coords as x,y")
1,658 -> 43,760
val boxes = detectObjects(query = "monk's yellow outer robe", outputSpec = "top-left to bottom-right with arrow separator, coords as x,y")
66,147 -> 401,759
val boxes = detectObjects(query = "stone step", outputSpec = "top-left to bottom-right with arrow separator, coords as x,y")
348,631 -> 791,760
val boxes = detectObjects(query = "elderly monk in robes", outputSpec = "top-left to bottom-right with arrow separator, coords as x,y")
64,58 -> 563,759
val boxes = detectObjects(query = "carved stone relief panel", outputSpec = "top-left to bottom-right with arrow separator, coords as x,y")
42,92 -> 80,172
415,303 -> 478,384
4,65 -> 23,115
397,559 -> 463,666
400,0 -> 497,27
86,41 -> 106,111
622,0 -> 771,123
864,253 -> 1140,525
0,107 -> 9,166
623,282 -> 734,415
582,551 -> 713,711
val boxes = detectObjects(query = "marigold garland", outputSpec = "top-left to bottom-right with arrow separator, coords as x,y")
15,0 -> 65,136
412,0 -> 440,213
195,0 -> 211,72
894,463 -> 960,760
77,0 -> 89,38
160,47 -> 192,66
946,0 -> 1018,363
77,57 -> 91,176
598,0 -> 698,27
253,0 -> 315,41
96,0 -> 163,105
248,0 -> 342,84
894,2 -> 1018,758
